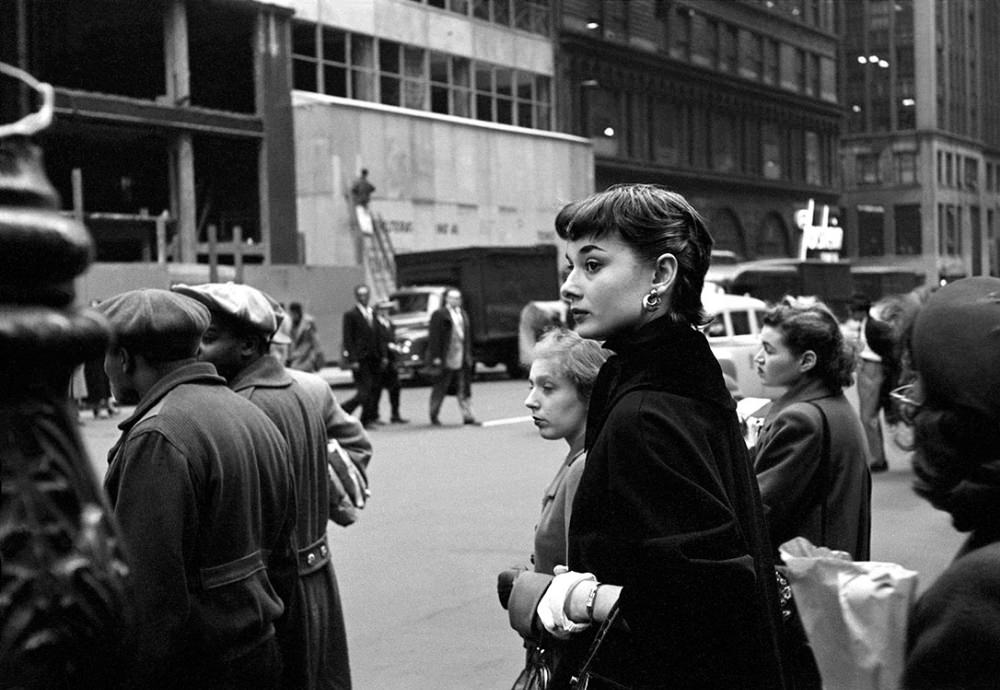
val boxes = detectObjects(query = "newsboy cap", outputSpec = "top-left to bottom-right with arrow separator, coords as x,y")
171,282 -> 278,336
97,288 -> 210,360
913,276 -> 1000,419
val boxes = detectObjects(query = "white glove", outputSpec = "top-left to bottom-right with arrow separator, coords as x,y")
536,570 -> 595,639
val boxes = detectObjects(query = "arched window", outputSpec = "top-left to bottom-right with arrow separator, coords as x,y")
709,208 -> 747,258
755,212 -> 791,258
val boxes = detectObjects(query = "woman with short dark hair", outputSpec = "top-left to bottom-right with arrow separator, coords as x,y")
534,184 -> 786,688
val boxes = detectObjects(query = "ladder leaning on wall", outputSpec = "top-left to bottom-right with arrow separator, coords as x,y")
348,202 -> 397,302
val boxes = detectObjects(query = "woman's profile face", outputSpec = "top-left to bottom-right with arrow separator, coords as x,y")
561,233 -> 652,341
755,324 -> 807,388
524,357 -> 588,443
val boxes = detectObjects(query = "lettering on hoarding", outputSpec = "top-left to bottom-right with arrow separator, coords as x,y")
385,220 -> 413,234
435,223 -> 458,235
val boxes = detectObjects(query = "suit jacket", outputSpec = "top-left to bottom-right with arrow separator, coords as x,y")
565,318 -> 785,689
342,305 -> 380,363
375,315 -> 396,363
427,306 -> 473,368
754,377 -> 873,560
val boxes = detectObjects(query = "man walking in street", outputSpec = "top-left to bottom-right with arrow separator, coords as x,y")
97,289 -> 296,689
845,293 -> 895,472
173,282 -> 354,690
374,299 -> 408,424
341,284 -> 382,429
427,287 -> 477,426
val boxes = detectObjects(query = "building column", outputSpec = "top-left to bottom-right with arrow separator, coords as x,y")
164,0 -> 197,263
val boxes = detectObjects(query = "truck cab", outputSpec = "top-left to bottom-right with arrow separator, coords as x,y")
385,286 -> 445,378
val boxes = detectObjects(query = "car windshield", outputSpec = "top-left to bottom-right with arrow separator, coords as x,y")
391,293 -> 429,313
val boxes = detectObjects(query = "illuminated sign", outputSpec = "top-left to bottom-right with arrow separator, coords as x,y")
796,199 -> 842,261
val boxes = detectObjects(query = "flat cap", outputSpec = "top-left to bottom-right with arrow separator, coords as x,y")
172,282 -> 278,335
913,276 -> 1000,419
97,288 -> 210,358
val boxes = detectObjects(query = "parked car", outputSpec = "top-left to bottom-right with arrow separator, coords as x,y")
701,290 -> 783,400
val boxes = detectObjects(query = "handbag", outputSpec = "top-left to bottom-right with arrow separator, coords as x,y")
511,642 -> 553,690
570,604 -> 630,690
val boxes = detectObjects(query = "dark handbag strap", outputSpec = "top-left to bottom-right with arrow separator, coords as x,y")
806,401 -> 831,544
570,602 -> 621,689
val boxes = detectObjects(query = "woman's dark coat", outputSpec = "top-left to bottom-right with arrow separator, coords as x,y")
754,378 -> 872,560
565,318 -> 786,689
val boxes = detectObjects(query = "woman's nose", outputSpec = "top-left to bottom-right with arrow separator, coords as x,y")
560,273 -> 580,302
753,348 -> 764,364
524,390 -> 538,409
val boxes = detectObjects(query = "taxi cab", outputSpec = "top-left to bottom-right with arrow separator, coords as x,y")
701,287 -> 783,400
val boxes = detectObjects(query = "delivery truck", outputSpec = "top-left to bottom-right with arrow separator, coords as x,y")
387,245 -> 561,379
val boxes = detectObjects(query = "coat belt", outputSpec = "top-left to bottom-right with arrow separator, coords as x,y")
297,536 -> 330,576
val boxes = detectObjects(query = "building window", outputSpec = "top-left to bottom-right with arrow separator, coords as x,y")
409,0 -> 550,36
763,38 -> 779,85
987,162 -> 994,192
857,206 -> 885,257
946,153 -> 954,187
805,131 -> 821,185
895,152 -> 917,184
652,98 -> 684,166
587,87 -> 622,157
690,12 -> 715,68
894,203 -> 922,255
857,153 -> 880,185
710,111 -> 738,173
738,30 -> 761,79
965,157 -> 979,191
669,7 -> 692,60
939,204 -> 961,255
290,23 -> 552,130
808,53 -> 821,97
720,24 -> 738,74
762,122 -> 782,179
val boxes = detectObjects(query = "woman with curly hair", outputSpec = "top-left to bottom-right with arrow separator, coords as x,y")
753,299 -> 872,561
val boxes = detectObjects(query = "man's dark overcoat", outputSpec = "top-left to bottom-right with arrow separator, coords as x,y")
565,318 -> 786,689
104,362 -> 296,689
230,354 -> 352,690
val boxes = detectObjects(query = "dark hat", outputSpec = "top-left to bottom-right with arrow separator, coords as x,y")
97,288 -> 210,360
913,276 -> 1000,419
171,282 -> 278,335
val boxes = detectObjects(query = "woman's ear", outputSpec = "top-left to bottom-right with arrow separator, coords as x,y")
799,350 -> 817,374
652,252 -> 678,293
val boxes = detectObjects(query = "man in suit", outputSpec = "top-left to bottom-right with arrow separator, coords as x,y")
426,287 -> 477,426
373,300 -> 408,423
341,284 -> 382,429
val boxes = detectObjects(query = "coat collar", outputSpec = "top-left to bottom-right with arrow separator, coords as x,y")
602,316 -> 736,410
229,354 -> 293,392
767,377 -> 836,419
586,317 -> 735,449
117,361 -> 224,433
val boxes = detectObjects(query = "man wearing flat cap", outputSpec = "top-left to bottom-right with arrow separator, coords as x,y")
173,281 -> 354,690
97,288 -> 297,689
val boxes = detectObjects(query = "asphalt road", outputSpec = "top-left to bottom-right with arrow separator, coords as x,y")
77,377 -> 965,690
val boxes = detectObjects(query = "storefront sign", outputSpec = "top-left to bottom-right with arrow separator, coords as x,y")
797,199 -> 842,262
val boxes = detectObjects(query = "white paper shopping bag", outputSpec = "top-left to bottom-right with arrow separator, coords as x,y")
780,537 -> 919,690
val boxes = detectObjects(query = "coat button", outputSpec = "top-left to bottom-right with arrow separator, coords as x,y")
321,545 -> 328,556
307,553 -> 316,565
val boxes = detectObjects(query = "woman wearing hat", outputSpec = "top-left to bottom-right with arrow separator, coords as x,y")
900,277 -> 1000,688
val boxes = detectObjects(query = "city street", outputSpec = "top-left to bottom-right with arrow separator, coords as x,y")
78,377 -> 965,690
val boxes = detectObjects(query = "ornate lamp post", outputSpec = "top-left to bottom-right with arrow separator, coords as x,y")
0,63 -> 132,687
